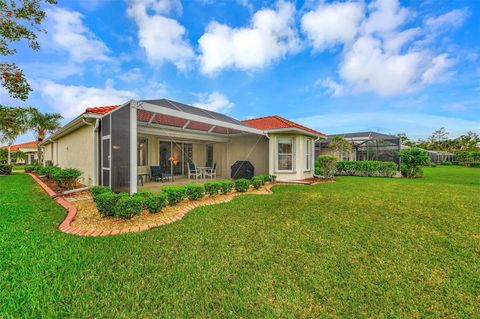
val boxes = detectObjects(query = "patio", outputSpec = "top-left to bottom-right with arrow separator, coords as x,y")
138,175 -> 225,191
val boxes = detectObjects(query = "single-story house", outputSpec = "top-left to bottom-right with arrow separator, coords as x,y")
316,131 -> 401,164
41,99 -> 325,193
0,141 -> 39,164
424,150 -> 455,163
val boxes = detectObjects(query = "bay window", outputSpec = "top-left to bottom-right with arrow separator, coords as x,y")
277,137 -> 294,171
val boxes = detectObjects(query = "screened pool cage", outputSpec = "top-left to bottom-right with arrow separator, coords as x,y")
99,100 -> 263,194
316,132 -> 402,165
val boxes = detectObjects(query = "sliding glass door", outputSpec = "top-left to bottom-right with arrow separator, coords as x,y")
159,141 -> 193,176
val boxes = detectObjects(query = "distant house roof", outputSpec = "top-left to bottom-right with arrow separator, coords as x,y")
319,131 -> 400,144
0,141 -> 38,151
242,115 -> 326,137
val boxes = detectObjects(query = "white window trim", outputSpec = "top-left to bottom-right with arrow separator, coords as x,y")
275,136 -> 295,173
304,138 -> 313,172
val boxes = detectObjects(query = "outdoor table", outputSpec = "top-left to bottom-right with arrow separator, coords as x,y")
196,166 -> 211,179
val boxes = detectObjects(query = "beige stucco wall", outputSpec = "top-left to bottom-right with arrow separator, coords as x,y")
268,134 -> 315,181
225,135 -> 269,177
44,125 -> 95,186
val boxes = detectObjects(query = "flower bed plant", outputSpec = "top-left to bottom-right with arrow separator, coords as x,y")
184,184 -> 205,200
145,193 -> 168,213
235,179 -> 251,192
161,186 -> 187,205
218,180 -> 234,194
204,181 -> 221,196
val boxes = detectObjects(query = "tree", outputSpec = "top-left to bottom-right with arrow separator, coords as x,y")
1,0 -> 57,100
399,148 -> 430,178
30,109 -> 62,162
396,133 -> 416,147
329,135 -> 352,160
0,106 -> 32,163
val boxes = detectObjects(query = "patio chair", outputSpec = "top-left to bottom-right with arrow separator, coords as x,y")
188,163 -> 202,181
150,165 -> 169,183
204,163 -> 217,180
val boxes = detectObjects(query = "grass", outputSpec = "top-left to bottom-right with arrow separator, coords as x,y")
1,166 -> 479,318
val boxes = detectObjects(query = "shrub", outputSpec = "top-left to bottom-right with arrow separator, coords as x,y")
218,180 -> 234,194
184,184 -> 205,200
145,193 -> 168,213
24,165 -> 37,173
54,168 -> 82,189
96,192 -> 120,217
0,164 -> 13,175
251,177 -> 263,190
468,162 -> 480,168
114,194 -> 144,219
91,185 -> 112,200
204,181 -> 221,196
235,179 -> 250,192
269,174 -> 277,182
44,166 -> 62,180
440,161 -> 453,166
162,186 -> 186,205
399,148 -> 430,178
133,190 -> 154,209
336,161 -> 397,177
315,156 -> 337,179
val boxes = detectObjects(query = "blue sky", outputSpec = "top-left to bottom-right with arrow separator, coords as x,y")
3,0 -> 479,143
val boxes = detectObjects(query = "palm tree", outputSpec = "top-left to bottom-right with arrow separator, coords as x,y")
31,110 -> 62,163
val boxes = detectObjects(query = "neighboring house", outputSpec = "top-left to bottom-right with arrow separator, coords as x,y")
424,150 -> 455,163
316,132 -> 401,164
0,141 -> 39,164
41,99 -> 325,193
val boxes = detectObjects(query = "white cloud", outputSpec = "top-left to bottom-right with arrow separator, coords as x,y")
119,68 -> 143,83
421,54 -> 456,84
46,7 -> 109,62
425,8 -> 470,31
295,112 -> 480,139
316,77 -> 344,96
198,1 -> 300,75
301,2 -> 364,51
193,91 -> 234,112
127,0 -> 194,70
35,80 -> 136,118
303,0 -> 463,96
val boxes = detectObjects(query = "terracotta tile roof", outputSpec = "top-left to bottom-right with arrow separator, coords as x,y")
84,105 -> 120,115
0,141 -> 38,151
242,115 -> 326,137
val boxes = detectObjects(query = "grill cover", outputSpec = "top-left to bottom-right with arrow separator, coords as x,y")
231,161 -> 254,179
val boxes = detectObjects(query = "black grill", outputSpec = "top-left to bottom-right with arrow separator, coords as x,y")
231,161 -> 254,179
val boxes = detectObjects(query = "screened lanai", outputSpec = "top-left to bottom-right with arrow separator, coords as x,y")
99,99 -> 265,193
316,132 -> 401,164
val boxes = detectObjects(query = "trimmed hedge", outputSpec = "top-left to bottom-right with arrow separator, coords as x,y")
218,180 -> 234,194
467,162 -> 480,168
115,194 -> 144,220
204,181 -> 221,196
0,164 -> 13,175
251,175 -> 267,189
162,186 -> 186,205
235,179 -> 250,192
53,168 -> 82,189
184,184 -> 205,200
96,192 -> 120,217
336,161 -> 397,177
145,193 -> 168,213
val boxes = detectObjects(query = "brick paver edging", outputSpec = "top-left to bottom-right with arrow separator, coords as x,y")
28,173 -> 279,237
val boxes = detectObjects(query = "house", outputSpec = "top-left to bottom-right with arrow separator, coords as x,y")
316,131 -> 401,164
0,141 -> 39,164
41,99 -> 325,193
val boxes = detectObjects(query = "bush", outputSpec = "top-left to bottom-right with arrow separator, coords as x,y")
204,181 -> 221,196
114,194 -> 144,219
315,156 -> 337,179
235,179 -> 250,192
162,186 -> 186,205
399,148 -> 430,178
54,168 -> 82,189
269,174 -> 277,182
440,161 -> 453,166
96,192 -> 120,217
24,165 -> 37,173
251,176 -> 267,189
91,185 -> 113,200
218,180 -> 234,194
0,164 -> 13,175
336,161 -> 397,177
133,190 -> 154,209
467,162 -> 480,168
44,166 -> 62,180
145,193 -> 168,213
184,184 -> 205,200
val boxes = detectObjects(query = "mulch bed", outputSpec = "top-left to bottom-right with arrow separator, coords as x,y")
68,187 -> 272,232
35,173 -> 85,195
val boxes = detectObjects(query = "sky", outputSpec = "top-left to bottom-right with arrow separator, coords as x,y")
2,0 -> 480,144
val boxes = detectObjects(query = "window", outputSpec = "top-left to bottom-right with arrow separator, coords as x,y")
137,138 -> 148,166
305,138 -> 312,170
277,137 -> 294,171
206,143 -> 213,167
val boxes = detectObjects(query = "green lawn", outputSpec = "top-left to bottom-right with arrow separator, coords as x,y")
1,166 -> 479,318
